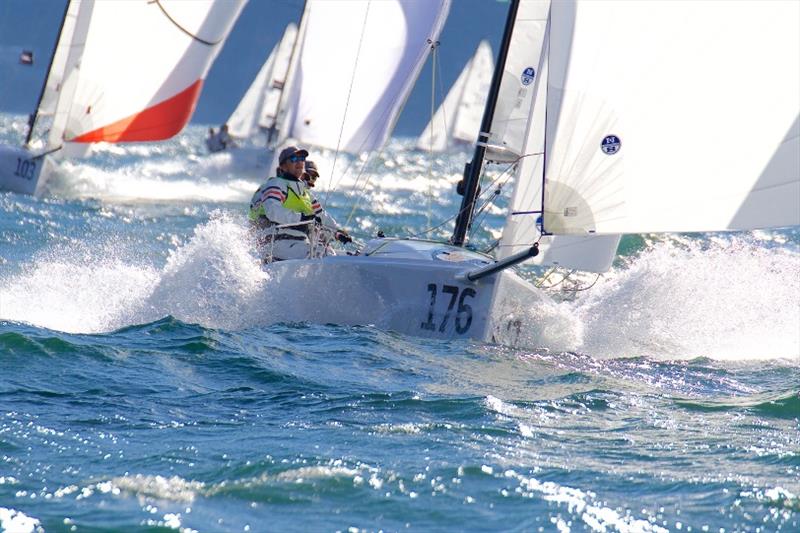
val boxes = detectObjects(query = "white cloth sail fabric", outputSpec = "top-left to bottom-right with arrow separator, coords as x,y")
46,0 -> 245,149
279,0 -> 451,154
542,0 -> 800,235
497,28 -> 619,273
228,23 -> 297,139
35,1 -> 82,120
485,0 -> 550,163
416,40 -> 494,152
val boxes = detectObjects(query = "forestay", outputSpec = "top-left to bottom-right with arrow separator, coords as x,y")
416,40 -> 494,152
50,0 -> 245,147
543,0 -> 800,235
279,0 -> 451,154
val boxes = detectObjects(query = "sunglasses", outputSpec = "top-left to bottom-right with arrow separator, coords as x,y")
288,154 -> 306,162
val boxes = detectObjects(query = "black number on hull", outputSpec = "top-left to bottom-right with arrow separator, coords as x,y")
13,158 -> 36,181
421,284 -> 477,334
421,283 -> 437,330
455,288 -> 476,334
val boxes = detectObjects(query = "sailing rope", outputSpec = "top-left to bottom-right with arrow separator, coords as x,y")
536,268 -> 602,292
335,31 -> 451,229
150,0 -> 222,46
426,39 -> 441,229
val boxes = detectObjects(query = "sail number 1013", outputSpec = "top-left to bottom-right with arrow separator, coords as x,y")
421,284 -> 476,334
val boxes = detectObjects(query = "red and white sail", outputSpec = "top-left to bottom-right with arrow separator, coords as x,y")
48,0 -> 245,148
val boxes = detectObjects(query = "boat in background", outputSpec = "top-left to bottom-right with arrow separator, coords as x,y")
415,40 -> 494,153
272,0 -> 452,163
259,0 -> 799,345
226,23 -> 298,144
0,0 -> 246,196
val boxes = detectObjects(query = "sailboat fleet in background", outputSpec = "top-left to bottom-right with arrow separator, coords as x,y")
416,40 -> 493,153
0,0 -> 245,195
226,23 -> 298,144
1,0 -> 797,345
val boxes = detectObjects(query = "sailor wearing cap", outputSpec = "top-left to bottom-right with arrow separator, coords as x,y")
302,160 -> 319,188
249,146 -> 350,261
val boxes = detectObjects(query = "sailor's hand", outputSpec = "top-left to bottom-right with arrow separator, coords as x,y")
335,230 -> 352,244
300,214 -> 323,225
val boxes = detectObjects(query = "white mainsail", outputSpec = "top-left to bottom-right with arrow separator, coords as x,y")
416,40 -> 494,152
51,0 -> 246,148
277,0 -> 451,154
227,23 -> 297,139
542,0 -> 800,235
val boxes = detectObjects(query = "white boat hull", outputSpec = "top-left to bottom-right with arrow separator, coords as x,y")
0,144 -> 47,195
262,239 -> 551,344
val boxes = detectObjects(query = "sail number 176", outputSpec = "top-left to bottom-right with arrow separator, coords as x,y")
421,284 -> 476,334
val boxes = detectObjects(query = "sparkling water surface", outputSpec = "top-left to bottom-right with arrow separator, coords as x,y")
1,115 -> 798,532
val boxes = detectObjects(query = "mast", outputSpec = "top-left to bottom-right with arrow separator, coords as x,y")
24,0 -> 71,147
451,0 -> 520,247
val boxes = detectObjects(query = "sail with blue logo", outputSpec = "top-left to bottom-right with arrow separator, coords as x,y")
541,0 -> 800,235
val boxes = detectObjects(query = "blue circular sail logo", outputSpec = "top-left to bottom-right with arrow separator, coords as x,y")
601,135 -> 621,155
521,67 -> 535,86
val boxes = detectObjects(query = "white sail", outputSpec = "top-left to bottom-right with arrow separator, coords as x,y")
279,0 -> 451,154
543,0 -> 800,235
416,40 -> 494,152
258,24 -> 297,133
227,23 -> 296,139
50,0 -> 245,148
35,1 -> 83,120
485,0 -> 550,163
497,31 -> 619,272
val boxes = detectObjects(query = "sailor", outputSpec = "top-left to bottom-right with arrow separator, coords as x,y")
302,160 -> 319,188
218,123 -> 235,150
205,127 -> 222,153
249,146 -> 351,261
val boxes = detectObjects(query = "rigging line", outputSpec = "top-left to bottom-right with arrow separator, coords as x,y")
150,0 -> 222,46
408,156 -> 519,240
534,266 -> 559,288
334,38 -> 450,225
427,40 -> 438,229
326,0 -> 372,205
327,28 -> 440,199
25,0 -> 71,146
467,148 -> 546,240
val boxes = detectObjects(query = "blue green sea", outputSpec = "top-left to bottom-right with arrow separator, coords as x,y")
1,115 -> 798,532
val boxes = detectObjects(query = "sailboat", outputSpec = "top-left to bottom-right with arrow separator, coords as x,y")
0,0 -> 246,196
415,40 -> 494,153
272,0 -> 451,158
261,0 -> 799,345
227,23 -> 298,142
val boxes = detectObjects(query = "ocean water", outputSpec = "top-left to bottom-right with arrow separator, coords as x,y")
1,114 -> 798,532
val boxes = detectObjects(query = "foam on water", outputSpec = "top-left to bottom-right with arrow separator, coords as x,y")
571,235 -> 800,360
0,508 -> 41,533
2,212 -> 797,362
